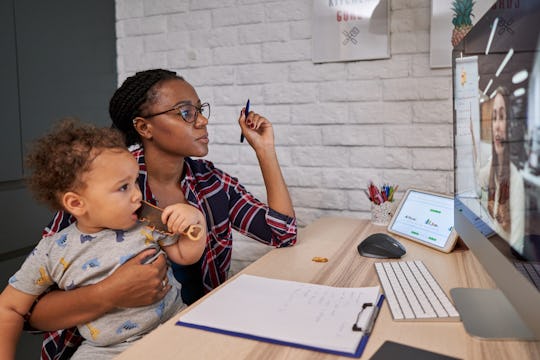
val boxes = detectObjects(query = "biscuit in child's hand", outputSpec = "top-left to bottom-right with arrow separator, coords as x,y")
138,200 -> 171,234
312,256 -> 328,263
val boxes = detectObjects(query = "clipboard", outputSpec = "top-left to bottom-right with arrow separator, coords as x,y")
176,274 -> 384,358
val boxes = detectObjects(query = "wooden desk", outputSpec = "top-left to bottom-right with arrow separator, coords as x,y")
116,217 -> 540,359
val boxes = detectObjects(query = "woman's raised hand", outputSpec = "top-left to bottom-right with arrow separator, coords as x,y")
239,108 -> 275,151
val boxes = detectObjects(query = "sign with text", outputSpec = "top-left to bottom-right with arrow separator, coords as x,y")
312,0 -> 390,63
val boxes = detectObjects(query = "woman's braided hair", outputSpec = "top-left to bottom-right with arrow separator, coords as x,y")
109,69 -> 184,145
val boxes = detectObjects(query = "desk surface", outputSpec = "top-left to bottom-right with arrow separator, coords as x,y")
116,217 -> 540,359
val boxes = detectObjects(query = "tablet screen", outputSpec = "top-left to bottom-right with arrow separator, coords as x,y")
388,189 -> 455,251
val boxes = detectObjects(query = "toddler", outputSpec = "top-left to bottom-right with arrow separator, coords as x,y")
0,119 -> 206,359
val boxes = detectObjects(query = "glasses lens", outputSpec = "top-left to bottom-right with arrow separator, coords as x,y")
177,103 -> 210,123
177,105 -> 195,123
200,103 -> 210,120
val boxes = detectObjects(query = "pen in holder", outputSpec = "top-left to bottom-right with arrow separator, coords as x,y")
365,182 -> 398,226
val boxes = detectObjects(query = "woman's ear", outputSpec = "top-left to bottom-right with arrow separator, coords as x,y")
62,191 -> 86,217
132,117 -> 153,140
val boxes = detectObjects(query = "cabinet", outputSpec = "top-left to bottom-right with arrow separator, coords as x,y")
0,1 -> 117,357
0,0 -> 22,181
0,0 -> 116,252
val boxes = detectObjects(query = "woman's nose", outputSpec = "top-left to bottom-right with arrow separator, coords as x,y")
194,113 -> 208,128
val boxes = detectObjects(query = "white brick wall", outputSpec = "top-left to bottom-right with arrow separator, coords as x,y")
115,0 -> 454,228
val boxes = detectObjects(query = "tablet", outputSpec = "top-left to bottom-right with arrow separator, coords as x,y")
387,189 -> 458,253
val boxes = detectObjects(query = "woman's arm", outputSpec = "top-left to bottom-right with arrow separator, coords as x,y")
239,110 -> 294,218
28,249 -> 169,331
256,145 -> 294,217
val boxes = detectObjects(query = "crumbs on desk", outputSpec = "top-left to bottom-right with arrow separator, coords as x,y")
312,256 -> 328,263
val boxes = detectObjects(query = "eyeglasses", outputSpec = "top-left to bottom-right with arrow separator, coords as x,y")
144,102 -> 210,124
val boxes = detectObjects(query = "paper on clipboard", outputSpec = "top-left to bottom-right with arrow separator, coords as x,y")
176,274 -> 383,357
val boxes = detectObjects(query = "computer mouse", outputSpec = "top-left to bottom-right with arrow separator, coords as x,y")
357,233 -> 406,259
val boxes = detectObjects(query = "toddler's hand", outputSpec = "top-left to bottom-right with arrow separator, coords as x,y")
161,203 -> 202,235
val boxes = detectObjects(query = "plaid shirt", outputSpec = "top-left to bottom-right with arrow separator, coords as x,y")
39,144 -> 297,359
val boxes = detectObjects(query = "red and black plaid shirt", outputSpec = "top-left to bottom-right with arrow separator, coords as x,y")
38,145 -> 297,359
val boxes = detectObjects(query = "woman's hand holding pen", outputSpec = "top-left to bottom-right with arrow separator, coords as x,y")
238,101 -> 294,218
239,105 -> 275,152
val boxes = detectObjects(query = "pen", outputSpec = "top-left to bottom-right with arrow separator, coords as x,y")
389,185 -> 398,202
240,99 -> 250,143
363,189 -> 372,202
367,182 -> 398,205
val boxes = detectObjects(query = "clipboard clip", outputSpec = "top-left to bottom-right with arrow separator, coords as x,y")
352,302 -> 380,334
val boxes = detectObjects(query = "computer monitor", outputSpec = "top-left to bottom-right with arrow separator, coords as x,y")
452,1 -> 540,340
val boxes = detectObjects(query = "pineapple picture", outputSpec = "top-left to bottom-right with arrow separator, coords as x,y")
451,0 -> 475,47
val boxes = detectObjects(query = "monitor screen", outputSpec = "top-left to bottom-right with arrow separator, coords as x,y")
453,1 -> 540,339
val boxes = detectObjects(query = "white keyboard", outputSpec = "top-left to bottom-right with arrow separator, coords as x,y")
374,260 -> 460,321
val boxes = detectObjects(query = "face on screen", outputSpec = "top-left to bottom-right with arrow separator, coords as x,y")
491,92 -> 507,159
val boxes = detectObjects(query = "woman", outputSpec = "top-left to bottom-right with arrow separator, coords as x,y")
476,86 -> 524,253
29,69 -> 297,358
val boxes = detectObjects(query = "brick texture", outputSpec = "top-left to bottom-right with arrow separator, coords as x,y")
116,0 -> 454,226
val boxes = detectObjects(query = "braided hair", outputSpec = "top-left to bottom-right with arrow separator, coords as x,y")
109,69 -> 184,145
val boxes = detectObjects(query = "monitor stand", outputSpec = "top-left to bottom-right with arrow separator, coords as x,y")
450,288 -> 536,340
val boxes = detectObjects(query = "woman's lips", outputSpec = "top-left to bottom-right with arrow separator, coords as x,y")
494,135 -> 505,149
197,134 -> 209,143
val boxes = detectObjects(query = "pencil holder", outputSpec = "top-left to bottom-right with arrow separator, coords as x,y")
370,201 -> 394,226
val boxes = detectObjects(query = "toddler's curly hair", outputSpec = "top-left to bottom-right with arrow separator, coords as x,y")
25,118 -> 127,210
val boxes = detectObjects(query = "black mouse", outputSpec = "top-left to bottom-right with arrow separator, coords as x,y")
357,233 -> 406,259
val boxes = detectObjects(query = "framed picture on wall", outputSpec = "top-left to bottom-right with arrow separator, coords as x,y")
312,0 -> 390,63
430,0 -> 494,68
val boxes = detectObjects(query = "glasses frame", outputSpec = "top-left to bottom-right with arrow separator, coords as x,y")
144,102 -> 210,124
